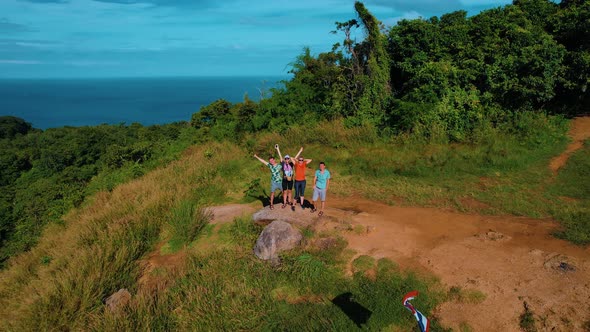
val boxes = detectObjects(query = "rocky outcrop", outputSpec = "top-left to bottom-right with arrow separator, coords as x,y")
254,220 -> 302,263
252,206 -> 316,228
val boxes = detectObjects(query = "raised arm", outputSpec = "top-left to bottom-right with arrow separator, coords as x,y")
253,154 -> 268,165
275,144 -> 283,161
294,147 -> 303,159
294,147 -> 312,164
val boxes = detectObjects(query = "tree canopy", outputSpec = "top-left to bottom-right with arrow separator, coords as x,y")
188,0 -> 588,140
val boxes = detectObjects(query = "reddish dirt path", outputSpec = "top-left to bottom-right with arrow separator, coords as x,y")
323,198 -> 590,331
549,117 -> 590,174
240,195 -> 590,331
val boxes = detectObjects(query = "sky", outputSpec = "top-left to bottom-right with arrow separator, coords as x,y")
0,0 -> 513,78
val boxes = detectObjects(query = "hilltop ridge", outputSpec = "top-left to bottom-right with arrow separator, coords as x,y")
1,117 -> 587,330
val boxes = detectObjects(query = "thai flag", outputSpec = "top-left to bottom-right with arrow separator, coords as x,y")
402,290 -> 430,332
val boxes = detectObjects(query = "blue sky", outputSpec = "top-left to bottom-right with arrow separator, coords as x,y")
0,0 -> 512,78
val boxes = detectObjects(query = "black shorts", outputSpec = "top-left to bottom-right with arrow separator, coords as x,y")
282,178 -> 294,190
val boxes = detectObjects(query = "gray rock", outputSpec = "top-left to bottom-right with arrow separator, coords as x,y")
254,220 -> 303,262
104,288 -> 131,313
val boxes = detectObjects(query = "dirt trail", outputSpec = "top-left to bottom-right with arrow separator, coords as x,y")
549,117 -> 590,174
324,198 -> 590,331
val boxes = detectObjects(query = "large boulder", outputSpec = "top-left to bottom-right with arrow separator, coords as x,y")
254,220 -> 303,262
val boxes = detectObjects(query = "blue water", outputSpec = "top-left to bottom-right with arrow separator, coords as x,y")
0,76 -> 286,129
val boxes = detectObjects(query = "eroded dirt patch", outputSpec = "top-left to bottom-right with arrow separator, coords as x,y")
206,203 -> 258,224
138,242 -> 187,293
326,197 -> 590,332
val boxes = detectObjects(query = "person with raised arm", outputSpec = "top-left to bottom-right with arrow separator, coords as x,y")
293,147 -> 312,209
275,144 -> 295,209
253,150 -> 283,210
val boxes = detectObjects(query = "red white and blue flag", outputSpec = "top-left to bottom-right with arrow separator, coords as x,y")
402,290 -> 430,332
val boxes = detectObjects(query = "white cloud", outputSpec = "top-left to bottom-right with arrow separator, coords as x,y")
458,0 -> 508,5
14,41 -> 60,49
382,10 -> 423,26
0,59 -> 42,64
64,60 -> 120,66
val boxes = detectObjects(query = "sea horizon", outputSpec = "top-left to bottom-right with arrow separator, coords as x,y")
0,76 -> 288,130
0,74 -> 290,80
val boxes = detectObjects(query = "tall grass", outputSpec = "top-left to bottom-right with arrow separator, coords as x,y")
0,182 -> 165,330
0,141 -> 249,330
89,218 -> 446,331
166,199 -> 211,252
548,139 -> 590,244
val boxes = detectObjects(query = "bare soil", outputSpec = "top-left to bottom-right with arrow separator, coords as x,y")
206,204 -> 258,224
137,241 -> 186,293
327,198 -> 590,332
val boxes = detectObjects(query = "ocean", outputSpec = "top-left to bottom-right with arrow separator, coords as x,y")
0,76 -> 286,130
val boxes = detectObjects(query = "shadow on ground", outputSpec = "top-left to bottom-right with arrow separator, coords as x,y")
332,292 -> 372,328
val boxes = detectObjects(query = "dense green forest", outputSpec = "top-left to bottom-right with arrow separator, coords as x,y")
1,0 -> 589,266
0,116 -> 201,265
191,0 -> 588,139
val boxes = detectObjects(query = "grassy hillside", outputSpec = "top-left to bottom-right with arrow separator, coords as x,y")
0,114 -> 587,330
0,140 -> 446,330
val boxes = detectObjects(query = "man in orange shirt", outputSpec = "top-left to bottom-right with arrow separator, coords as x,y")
293,147 -> 312,209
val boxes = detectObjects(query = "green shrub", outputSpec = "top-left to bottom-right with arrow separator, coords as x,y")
351,255 -> 376,273
167,200 -> 211,249
552,207 -> 590,245
550,140 -> 590,199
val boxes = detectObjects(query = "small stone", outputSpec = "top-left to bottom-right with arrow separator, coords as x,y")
558,262 -> 575,272
104,288 -> 131,313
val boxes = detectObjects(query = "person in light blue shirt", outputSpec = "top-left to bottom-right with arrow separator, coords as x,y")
310,161 -> 331,216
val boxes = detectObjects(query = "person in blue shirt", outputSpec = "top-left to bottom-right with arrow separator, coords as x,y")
310,161 -> 330,216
